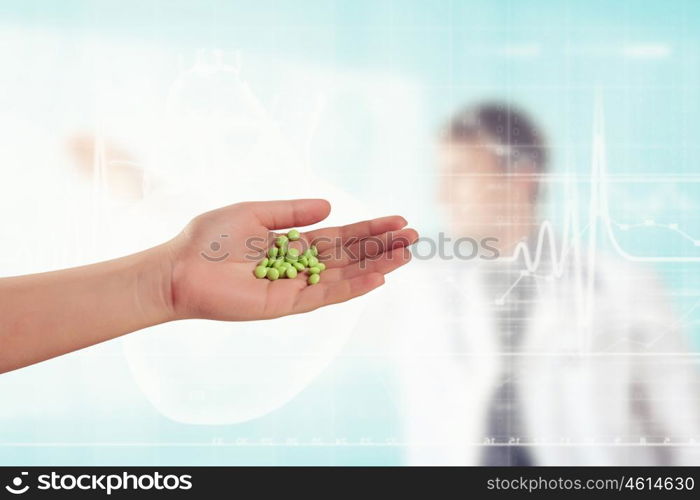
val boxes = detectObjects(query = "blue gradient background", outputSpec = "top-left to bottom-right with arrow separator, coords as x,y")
1,0 -> 700,465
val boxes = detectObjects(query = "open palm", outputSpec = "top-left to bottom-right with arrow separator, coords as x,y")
167,199 -> 418,321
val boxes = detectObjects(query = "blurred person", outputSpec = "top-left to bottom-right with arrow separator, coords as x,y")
390,102 -> 700,465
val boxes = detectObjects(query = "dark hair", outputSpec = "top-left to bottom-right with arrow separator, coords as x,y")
442,102 -> 548,172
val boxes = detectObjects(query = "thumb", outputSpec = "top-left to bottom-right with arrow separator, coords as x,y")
244,199 -> 331,230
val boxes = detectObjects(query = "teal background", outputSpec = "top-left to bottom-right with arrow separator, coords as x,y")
1,0 -> 700,465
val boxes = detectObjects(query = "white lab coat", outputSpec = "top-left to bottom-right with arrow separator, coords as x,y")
385,256 -> 700,465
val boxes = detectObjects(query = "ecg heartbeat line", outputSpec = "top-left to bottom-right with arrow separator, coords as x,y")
504,95 -> 700,284
488,95 -> 700,350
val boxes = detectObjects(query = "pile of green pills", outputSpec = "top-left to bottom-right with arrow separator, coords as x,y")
253,229 -> 326,285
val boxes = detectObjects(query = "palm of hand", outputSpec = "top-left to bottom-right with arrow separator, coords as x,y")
167,200 -> 417,321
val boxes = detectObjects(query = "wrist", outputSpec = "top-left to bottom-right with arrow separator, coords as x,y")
133,243 -> 177,325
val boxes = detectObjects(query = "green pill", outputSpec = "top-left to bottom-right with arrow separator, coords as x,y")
259,236 -> 325,281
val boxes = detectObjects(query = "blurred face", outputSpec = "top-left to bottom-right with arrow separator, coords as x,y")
437,139 -> 538,247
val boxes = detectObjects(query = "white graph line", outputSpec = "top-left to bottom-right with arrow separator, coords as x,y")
497,95 -> 700,308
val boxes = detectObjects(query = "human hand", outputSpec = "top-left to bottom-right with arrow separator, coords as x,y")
164,199 -> 418,321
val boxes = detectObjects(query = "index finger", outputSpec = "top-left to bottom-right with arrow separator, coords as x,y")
303,215 -> 408,252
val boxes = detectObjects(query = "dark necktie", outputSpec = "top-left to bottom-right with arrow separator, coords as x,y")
479,266 -> 535,466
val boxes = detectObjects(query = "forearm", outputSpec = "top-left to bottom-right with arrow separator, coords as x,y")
0,244 -> 174,373
0,200 -> 416,374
